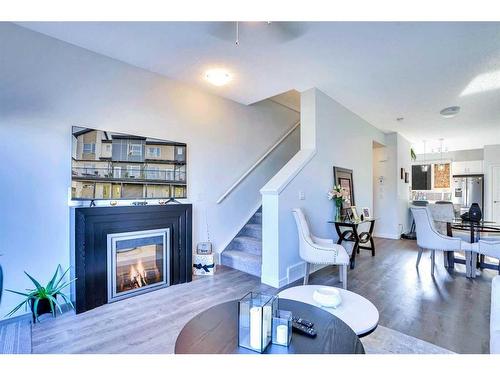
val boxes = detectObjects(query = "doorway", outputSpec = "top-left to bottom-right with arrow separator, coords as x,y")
492,165 -> 500,222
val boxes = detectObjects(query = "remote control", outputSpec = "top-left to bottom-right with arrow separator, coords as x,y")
292,321 -> 317,337
292,316 -> 314,328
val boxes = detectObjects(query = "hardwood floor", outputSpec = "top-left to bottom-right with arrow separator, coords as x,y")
32,265 -> 275,354
31,238 -> 496,354
302,237 -> 496,354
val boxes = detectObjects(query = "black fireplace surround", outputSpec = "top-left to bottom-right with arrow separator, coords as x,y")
74,204 -> 192,313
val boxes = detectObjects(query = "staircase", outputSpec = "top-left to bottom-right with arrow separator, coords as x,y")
221,207 -> 262,277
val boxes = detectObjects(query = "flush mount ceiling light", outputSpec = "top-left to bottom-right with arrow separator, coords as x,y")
440,106 -> 460,118
204,69 -> 232,86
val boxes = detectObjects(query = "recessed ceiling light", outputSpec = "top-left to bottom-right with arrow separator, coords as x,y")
204,69 -> 232,86
440,106 -> 460,118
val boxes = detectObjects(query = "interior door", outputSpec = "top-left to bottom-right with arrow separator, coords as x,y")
493,166 -> 500,222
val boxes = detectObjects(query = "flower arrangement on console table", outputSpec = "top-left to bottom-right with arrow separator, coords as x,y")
328,185 -> 350,221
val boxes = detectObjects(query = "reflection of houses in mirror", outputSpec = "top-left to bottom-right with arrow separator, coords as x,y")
71,127 -> 187,200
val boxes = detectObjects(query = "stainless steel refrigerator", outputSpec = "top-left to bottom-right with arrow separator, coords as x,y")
452,174 -> 484,215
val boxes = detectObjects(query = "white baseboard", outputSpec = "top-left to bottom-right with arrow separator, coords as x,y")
373,232 -> 400,240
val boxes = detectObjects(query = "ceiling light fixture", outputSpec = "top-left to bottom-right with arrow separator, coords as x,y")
440,106 -> 460,118
205,68 -> 232,86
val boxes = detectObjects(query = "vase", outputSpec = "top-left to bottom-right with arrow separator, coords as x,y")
334,202 -> 342,222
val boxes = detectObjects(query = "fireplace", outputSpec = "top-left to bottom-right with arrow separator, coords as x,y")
107,229 -> 169,302
74,204 -> 192,313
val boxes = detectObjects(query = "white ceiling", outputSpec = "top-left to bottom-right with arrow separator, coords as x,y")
16,22 -> 500,152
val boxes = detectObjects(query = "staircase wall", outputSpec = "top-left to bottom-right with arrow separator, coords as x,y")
261,88 -> 386,288
214,125 -> 300,257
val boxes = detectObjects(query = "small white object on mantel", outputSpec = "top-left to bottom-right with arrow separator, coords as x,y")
193,253 -> 216,276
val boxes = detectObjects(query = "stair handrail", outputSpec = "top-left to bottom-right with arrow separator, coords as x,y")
216,121 -> 300,204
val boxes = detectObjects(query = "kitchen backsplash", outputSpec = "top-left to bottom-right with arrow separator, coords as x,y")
412,191 -> 452,201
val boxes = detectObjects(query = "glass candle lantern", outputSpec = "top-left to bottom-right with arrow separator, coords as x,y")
272,310 -> 292,346
238,292 -> 278,353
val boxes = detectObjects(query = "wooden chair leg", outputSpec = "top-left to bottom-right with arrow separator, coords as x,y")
431,250 -> 435,275
416,247 -> 423,267
341,265 -> 347,290
303,262 -> 310,285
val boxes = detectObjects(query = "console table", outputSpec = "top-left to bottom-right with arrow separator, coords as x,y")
175,298 -> 364,354
328,218 -> 376,269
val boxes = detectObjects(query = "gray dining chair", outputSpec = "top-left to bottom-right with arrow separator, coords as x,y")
471,240 -> 500,275
411,206 -> 472,275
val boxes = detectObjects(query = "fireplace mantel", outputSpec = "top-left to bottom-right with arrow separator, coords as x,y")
74,204 -> 192,313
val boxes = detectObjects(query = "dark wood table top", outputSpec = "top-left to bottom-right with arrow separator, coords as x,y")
328,218 -> 376,225
175,298 -> 365,354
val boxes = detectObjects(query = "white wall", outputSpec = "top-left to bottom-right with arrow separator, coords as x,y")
261,88 -> 385,287
484,144 -> 500,220
0,23 -> 299,318
373,139 -> 398,238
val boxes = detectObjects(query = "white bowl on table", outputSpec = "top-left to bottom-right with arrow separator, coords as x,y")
312,287 -> 342,308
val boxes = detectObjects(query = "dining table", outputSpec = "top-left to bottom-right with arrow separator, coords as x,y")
438,218 -> 500,277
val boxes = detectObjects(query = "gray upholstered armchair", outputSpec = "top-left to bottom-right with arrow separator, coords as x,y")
292,208 -> 351,289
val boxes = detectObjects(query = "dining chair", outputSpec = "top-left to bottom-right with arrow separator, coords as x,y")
292,208 -> 351,289
411,206 -> 472,275
473,240 -> 500,275
428,202 -> 455,235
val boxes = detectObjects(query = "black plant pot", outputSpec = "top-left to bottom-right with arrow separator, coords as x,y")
29,298 -> 55,322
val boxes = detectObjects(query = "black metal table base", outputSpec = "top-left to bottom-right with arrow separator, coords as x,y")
334,220 -> 376,269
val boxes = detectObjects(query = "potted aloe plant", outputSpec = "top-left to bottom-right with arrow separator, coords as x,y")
6,266 -> 76,322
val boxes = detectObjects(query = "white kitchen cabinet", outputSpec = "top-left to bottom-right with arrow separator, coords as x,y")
452,160 -> 483,175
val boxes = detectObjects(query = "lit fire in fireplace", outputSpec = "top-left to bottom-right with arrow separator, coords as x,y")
116,246 -> 163,293
129,259 -> 148,288
110,230 -> 168,301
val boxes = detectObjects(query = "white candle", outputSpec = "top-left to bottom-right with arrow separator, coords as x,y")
276,324 -> 288,345
249,306 -> 262,350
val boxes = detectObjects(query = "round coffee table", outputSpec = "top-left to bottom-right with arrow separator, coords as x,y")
278,285 -> 379,337
175,298 -> 364,354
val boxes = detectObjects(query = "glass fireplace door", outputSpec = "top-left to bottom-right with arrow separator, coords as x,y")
107,229 -> 169,302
